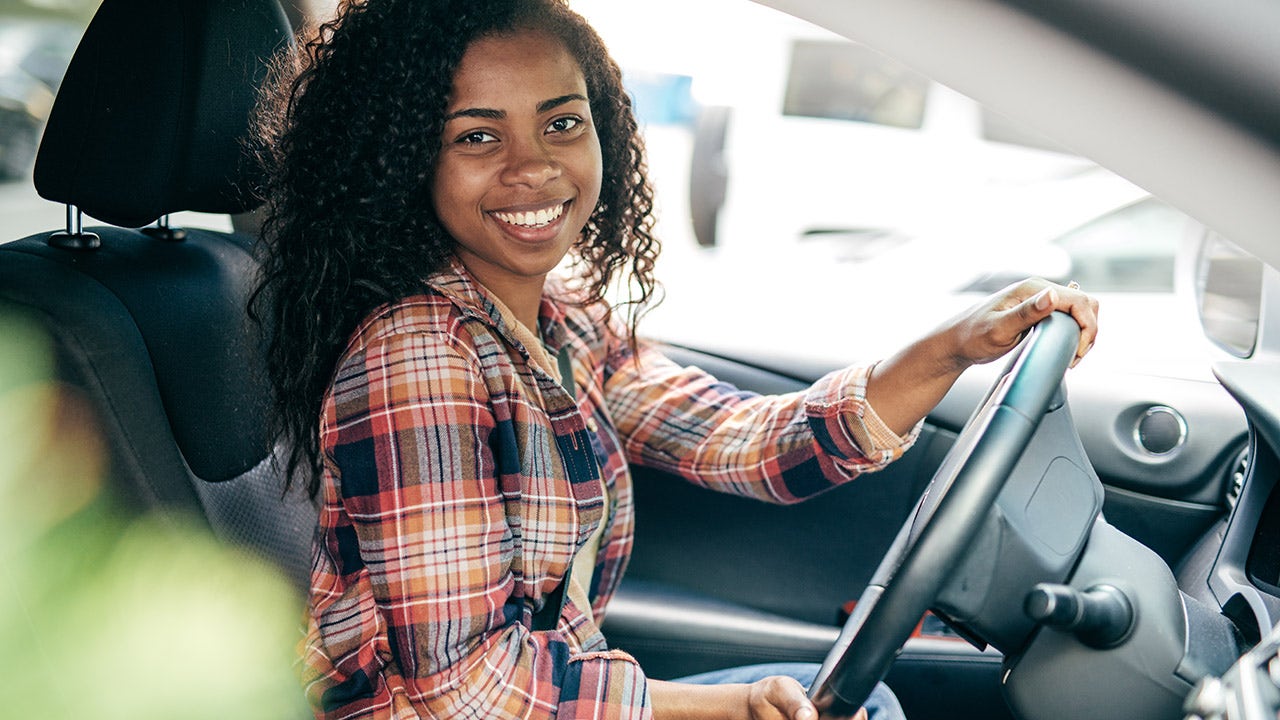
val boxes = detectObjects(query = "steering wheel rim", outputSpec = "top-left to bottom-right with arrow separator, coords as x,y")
808,311 -> 1082,716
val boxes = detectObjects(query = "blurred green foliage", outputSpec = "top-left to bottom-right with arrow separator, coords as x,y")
0,310 -> 309,719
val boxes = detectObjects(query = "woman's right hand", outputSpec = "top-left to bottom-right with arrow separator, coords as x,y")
746,675 -> 870,720
650,677 -> 868,720
745,675 -> 818,720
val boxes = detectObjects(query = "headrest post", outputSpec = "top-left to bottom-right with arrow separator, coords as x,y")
48,204 -> 101,251
142,213 -> 188,242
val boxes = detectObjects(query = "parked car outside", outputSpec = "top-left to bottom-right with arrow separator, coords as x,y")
0,14 -> 81,179
577,0 -> 1094,254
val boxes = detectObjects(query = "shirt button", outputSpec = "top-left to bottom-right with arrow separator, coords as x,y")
586,418 -> 598,433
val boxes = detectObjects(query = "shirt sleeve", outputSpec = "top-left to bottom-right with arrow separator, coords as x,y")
302,329 -> 650,720
605,342 -> 921,504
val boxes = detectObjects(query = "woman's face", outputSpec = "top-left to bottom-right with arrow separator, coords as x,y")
432,30 -> 603,304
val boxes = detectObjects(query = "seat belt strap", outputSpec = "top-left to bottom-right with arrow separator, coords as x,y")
531,345 -> 580,632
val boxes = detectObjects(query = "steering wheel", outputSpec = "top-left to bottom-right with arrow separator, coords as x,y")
808,311 -> 1082,716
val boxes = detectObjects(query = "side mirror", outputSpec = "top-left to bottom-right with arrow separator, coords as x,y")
1190,230 -> 1265,357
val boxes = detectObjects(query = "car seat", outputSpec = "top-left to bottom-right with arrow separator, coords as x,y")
0,0 -> 315,590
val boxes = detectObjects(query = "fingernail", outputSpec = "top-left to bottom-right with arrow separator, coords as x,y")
796,707 -> 816,720
1035,288 -> 1052,310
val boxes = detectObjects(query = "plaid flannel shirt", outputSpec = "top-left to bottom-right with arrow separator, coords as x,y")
301,262 -> 919,719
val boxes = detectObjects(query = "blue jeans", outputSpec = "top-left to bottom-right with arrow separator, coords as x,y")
676,662 -> 905,720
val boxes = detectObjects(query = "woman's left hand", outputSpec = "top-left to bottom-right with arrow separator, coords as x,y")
866,278 -> 1098,437
944,277 -> 1099,370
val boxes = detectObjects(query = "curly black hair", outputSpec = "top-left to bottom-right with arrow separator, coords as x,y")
250,0 -> 660,497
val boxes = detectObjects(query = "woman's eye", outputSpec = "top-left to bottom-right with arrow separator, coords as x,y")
547,116 -> 582,134
457,130 -> 497,145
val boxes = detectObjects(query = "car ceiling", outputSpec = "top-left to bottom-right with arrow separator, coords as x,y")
755,0 -> 1280,274
1006,0 -> 1280,150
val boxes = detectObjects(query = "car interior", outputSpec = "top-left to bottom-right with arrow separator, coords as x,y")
2,0 -> 1278,719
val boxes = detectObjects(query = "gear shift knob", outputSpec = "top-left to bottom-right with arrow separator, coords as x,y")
1025,582 -> 1134,649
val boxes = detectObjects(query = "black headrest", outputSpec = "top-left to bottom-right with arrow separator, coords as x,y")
33,0 -> 291,228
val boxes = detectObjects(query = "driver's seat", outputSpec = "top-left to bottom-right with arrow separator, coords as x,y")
0,0 -> 315,589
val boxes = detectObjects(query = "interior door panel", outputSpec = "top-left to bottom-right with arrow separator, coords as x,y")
622,345 -> 947,627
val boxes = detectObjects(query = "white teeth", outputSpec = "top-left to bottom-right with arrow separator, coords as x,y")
494,203 -> 564,228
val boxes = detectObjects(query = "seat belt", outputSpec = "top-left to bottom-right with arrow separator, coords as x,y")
530,345 -> 581,632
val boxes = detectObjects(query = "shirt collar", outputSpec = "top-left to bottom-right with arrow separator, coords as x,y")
426,256 -> 574,352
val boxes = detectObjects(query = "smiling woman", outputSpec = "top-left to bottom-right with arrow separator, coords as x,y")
249,0 -> 661,507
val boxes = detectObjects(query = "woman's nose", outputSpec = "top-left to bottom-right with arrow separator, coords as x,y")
501,141 -> 561,188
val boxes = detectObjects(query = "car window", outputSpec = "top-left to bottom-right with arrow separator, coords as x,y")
570,0 -> 1206,367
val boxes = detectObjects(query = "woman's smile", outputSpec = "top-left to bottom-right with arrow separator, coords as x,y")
483,199 -> 576,244
483,199 -> 573,251
491,200 -> 567,228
